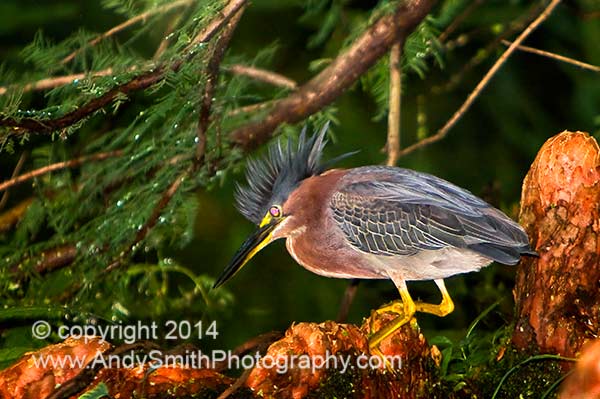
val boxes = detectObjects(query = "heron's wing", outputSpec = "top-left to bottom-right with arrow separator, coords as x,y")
329,169 -> 531,264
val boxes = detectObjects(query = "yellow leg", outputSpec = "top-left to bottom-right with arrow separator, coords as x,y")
415,279 -> 454,316
368,279 -> 454,349
369,279 -> 416,350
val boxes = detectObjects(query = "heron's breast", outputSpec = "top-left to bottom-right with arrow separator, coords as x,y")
285,222 -> 388,280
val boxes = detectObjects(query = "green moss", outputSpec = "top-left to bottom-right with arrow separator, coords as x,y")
306,357 -> 363,399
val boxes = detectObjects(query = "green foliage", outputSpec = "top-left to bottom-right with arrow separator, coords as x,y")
299,0 -> 344,49
0,0 -> 252,356
360,15 -> 443,121
430,301 -> 506,391
430,300 -> 577,398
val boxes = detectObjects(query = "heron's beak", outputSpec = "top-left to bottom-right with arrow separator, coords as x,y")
213,217 -> 283,289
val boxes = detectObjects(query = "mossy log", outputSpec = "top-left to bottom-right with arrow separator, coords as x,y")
246,314 -> 437,398
0,312 -> 438,399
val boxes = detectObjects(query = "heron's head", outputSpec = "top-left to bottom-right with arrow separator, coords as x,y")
213,123 -> 354,288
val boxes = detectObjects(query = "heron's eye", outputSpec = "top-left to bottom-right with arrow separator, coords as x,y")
269,205 -> 282,218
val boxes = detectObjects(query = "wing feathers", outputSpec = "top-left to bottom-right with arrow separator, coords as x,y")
330,167 -> 532,264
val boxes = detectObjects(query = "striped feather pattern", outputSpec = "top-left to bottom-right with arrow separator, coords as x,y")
330,166 -> 533,265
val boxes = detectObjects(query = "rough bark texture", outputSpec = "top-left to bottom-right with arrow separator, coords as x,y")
513,131 -> 600,358
0,312 -> 437,399
0,337 -> 234,399
0,337 -> 111,399
229,0 -> 435,151
246,312 -> 437,398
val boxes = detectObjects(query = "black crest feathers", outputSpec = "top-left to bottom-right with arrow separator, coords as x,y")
234,123 -> 353,225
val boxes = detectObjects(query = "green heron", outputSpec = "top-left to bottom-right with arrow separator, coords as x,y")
214,124 -> 534,349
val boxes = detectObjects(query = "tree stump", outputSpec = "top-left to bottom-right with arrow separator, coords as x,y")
246,312 -> 437,399
513,131 -> 600,359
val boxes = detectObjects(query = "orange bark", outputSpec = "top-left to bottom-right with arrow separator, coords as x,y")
0,337 -> 110,399
560,339 -> 600,398
0,312 -> 437,399
246,313 -> 437,398
513,131 -> 600,358
0,337 -> 232,399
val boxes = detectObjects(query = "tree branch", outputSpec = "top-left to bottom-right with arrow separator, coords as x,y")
0,69 -> 115,96
227,64 -> 297,89
105,166 -> 191,273
187,0 -> 247,49
435,1 -> 544,94
34,245 -> 78,274
61,0 -> 194,64
0,198 -> 33,233
397,0 -> 563,158
197,8 -> 245,162
501,39 -> 600,72
0,150 -> 122,193
386,43 -> 402,167
229,0 -> 435,151
0,150 -> 28,209
227,100 -> 276,117
438,0 -> 484,43
154,13 -> 186,59
0,0 -> 247,137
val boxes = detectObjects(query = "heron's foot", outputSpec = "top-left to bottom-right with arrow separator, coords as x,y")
368,300 -> 406,335
414,298 -> 455,317
367,312 -> 415,374
368,313 -> 415,350
375,300 -> 406,315
369,296 -> 454,335
369,345 -> 399,374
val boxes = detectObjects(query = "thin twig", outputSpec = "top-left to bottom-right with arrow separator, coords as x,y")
227,100 -> 276,117
0,150 -> 122,193
436,1 -> 544,94
386,43 -> 402,167
398,0 -> 563,158
580,10 -> 600,20
0,68 -> 165,134
0,69 -> 114,96
61,0 -> 194,64
105,165 -> 191,273
153,13 -> 186,59
10,243 -> 78,279
336,279 -> 360,323
134,168 -> 190,247
34,245 -> 78,274
0,0 -> 247,136
227,64 -> 297,89
187,0 -> 247,49
0,150 -> 28,209
217,368 -> 252,399
438,0 -> 485,43
197,8 -> 245,162
501,39 -> 600,72
213,331 -> 283,372
230,0 -> 435,150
